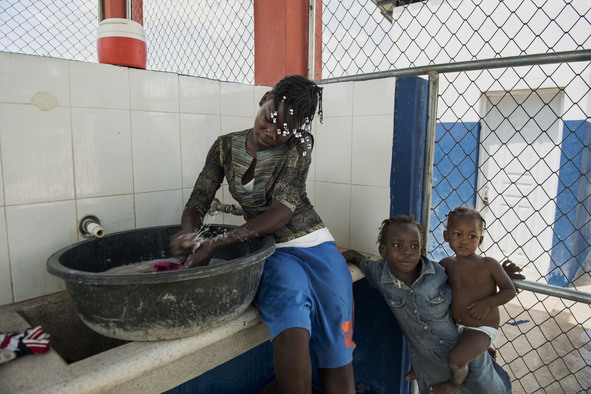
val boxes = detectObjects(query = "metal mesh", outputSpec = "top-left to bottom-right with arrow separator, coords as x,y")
1,0 -> 590,392
0,0 -> 98,62
320,0 -> 591,79
428,63 -> 591,393
320,1 -> 591,392
144,0 -> 254,83
0,0 -> 254,84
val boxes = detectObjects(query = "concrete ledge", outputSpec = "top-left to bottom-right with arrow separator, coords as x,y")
0,263 -> 366,394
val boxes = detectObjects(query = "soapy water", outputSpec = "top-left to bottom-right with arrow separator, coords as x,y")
101,225 -> 259,275
102,226 -> 226,275
103,256 -> 227,275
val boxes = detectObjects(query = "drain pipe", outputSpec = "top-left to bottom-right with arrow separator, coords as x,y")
78,215 -> 105,238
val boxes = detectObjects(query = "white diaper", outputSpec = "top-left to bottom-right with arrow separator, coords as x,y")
457,324 -> 498,343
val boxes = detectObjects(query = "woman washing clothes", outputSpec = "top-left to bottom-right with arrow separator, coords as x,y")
169,75 -> 355,394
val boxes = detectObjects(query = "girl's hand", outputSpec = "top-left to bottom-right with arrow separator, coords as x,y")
467,299 -> 490,320
502,260 -> 525,280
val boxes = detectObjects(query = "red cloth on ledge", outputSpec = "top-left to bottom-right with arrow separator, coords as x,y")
0,326 -> 50,361
149,262 -> 184,272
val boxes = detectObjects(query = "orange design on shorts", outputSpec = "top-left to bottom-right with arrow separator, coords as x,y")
341,320 -> 356,349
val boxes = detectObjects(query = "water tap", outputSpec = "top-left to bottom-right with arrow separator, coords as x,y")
208,198 -> 243,216
78,215 -> 105,238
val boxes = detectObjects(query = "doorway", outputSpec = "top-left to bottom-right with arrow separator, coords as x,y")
476,88 -> 564,282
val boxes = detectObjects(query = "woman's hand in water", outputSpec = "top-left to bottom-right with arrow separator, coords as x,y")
184,239 -> 216,268
169,231 -> 196,257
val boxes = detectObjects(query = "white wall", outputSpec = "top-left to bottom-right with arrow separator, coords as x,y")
0,52 -> 395,305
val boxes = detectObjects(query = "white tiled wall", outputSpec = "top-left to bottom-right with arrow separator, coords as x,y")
0,52 -> 395,306
315,78 -> 395,255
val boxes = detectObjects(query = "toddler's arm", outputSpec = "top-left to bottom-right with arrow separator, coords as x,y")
467,257 -> 517,320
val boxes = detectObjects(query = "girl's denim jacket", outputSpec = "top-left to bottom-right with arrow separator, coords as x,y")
360,255 -> 511,394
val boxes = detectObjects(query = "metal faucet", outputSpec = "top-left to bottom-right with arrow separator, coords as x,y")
208,198 -> 243,216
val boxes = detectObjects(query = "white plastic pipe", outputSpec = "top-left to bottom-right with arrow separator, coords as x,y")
85,221 -> 105,238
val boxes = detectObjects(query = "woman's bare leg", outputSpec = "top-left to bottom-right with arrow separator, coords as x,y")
272,327 -> 312,394
318,362 -> 355,394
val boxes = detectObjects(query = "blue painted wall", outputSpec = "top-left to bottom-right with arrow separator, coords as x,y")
386,75 -> 430,394
351,278 -> 409,393
548,120 -> 591,285
428,122 -> 481,263
165,340 -> 275,394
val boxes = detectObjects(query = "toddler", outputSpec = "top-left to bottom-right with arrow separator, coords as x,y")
430,207 -> 516,394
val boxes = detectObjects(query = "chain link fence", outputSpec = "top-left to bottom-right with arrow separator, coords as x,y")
0,0 -> 98,62
144,0 -> 253,83
320,0 -> 590,78
2,1 -> 590,82
320,1 -> 591,392
425,60 -> 591,394
2,0 -> 590,392
0,0 -> 254,84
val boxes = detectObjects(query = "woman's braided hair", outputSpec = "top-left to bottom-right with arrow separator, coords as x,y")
377,215 -> 424,245
270,74 -> 323,128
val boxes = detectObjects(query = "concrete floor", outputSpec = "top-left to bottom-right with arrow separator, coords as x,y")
496,280 -> 591,393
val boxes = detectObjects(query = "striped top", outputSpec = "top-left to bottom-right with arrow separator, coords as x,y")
186,129 -> 325,243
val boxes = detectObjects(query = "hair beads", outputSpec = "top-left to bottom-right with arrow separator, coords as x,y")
269,75 -> 324,156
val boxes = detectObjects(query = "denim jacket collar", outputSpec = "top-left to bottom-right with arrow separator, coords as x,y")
379,255 -> 436,289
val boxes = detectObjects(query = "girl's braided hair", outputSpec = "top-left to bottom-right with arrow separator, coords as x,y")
377,215 -> 424,245
270,74 -> 323,127
446,206 -> 486,231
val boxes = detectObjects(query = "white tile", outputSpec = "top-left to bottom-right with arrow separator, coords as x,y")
180,76 -> 220,114
0,53 -> 70,106
253,85 -> 271,114
76,195 -> 136,238
315,116 -> 352,183
220,82 -> 255,117
322,82 -> 354,117
131,111 -> 182,192
221,116 -> 253,134
0,104 -> 74,205
353,78 -> 396,116
182,188 -> 194,208
72,108 -> 133,197
180,114 -> 221,188
0,155 -> 4,207
351,115 -> 394,187
129,69 -> 179,112
350,185 -> 390,255
0,210 -> 12,306
306,180 -> 316,206
69,61 -> 130,109
315,181 -> 351,248
7,201 -> 77,302
135,190 -> 184,228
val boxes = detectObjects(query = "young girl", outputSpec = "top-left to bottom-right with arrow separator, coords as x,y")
169,75 -> 355,394
430,207 -> 516,394
343,215 -> 518,394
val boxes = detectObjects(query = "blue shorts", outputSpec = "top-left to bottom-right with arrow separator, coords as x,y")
253,242 -> 355,368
